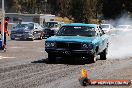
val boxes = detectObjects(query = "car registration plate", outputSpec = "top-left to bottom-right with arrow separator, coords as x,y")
16,34 -> 22,37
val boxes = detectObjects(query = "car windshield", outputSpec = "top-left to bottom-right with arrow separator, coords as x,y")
100,25 -> 109,28
57,26 -> 96,37
44,22 -> 58,28
14,24 -> 27,29
13,23 -> 34,30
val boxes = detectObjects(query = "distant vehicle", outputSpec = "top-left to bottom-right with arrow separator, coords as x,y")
10,22 -> 43,41
43,21 -> 64,38
45,23 -> 109,63
116,25 -> 132,31
100,24 -> 115,34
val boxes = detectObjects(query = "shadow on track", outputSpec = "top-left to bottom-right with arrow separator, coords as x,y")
31,57 -> 92,65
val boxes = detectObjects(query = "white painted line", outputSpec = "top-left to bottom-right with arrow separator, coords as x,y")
32,40 -> 41,42
10,47 -> 24,49
0,56 -> 15,60
0,56 -> 2,60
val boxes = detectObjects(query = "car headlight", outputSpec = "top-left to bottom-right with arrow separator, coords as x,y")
82,43 -> 93,49
45,42 -> 56,48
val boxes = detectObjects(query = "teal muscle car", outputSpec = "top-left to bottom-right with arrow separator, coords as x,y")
45,23 -> 109,63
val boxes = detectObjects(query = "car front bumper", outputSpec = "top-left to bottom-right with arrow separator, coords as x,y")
45,48 -> 94,57
10,33 -> 33,39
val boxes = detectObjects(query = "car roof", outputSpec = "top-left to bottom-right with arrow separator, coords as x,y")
63,23 -> 98,28
21,22 -> 35,24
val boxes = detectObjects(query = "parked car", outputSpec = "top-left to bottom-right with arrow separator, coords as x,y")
43,21 -> 64,38
10,22 -> 43,41
45,23 -> 109,63
100,24 -> 115,34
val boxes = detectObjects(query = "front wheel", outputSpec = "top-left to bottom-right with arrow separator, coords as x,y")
100,48 -> 108,60
11,38 -> 15,40
38,35 -> 43,40
89,55 -> 96,63
28,38 -> 34,41
48,53 -> 56,63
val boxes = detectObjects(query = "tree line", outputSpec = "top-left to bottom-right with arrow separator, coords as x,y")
4,0 -> 132,23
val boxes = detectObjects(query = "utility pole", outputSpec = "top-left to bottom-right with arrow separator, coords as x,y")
2,0 -> 5,46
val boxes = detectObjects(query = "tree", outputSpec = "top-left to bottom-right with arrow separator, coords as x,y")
102,0 -> 124,19
70,0 -> 98,23
124,0 -> 132,12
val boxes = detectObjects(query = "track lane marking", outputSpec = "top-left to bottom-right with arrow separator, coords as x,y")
0,56 -> 15,60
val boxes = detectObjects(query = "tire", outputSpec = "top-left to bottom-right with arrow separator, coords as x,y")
89,55 -> 96,63
100,48 -> 108,60
48,53 -> 56,63
38,36 -> 43,40
11,38 -> 15,40
28,38 -> 34,41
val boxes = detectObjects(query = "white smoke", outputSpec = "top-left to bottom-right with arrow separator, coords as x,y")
103,13 -> 132,27
105,14 -> 132,59
108,33 -> 132,59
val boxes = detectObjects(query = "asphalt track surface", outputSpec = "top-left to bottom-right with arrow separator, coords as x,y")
0,35 -> 132,88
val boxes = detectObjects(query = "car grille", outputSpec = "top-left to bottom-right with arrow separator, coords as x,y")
44,29 -> 54,34
56,42 -> 81,50
11,32 -> 24,34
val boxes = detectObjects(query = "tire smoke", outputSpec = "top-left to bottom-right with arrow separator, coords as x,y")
106,14 -> 132,59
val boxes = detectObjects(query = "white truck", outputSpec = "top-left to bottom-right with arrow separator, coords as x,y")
40,14 -> 55,25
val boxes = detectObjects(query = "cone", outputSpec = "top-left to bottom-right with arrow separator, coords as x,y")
81,68 -> 88,78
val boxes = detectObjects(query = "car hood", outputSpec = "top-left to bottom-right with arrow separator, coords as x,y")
46,36 -> 96,43
12,28 -> 30,32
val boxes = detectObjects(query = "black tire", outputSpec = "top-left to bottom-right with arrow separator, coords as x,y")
38,36 -> 43,40
100,48 -> 107,60
89,55 -> 96,63
28,38 -> 34,41
11,38 -> 15,40
48,53 -> 56,63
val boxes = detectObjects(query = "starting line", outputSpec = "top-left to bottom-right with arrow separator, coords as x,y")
0,56 -> 15,60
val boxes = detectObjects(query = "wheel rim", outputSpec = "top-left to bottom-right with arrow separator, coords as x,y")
94,56 -> 96,62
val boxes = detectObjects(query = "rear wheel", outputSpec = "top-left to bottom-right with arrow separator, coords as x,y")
100,48 -> 108,60
48,53 -> 56,63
